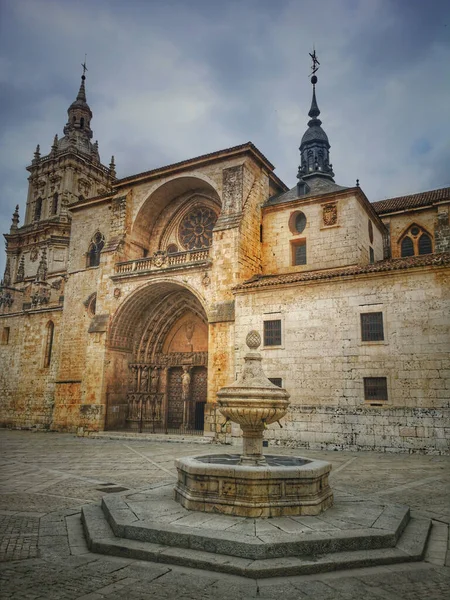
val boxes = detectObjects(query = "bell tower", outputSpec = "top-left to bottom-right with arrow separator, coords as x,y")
4,64 -> 116,286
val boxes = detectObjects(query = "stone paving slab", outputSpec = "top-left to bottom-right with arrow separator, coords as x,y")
1,430 -> 449,599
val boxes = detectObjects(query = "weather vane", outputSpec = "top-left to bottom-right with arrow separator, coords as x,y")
81,54 -> 88,77
309,48 -> 320,77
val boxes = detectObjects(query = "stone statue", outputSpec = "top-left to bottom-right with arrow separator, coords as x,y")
140,366 -> 149,392
181,366 -> 191,402
150,366 -> 160,393
181,366 -> 192,428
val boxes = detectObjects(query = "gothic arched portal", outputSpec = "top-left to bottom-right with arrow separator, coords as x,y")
106,282 -> 208,434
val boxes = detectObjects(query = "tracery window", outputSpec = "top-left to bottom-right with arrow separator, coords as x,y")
400,225 -> 433,257
87,231 -> 105,267
179,206 -> 217,250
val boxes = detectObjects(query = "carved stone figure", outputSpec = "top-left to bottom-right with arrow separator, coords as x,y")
150,366 -> 160,393
140,366 -> 149,392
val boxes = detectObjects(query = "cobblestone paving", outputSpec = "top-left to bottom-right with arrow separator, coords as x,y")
0,430 -> 449,599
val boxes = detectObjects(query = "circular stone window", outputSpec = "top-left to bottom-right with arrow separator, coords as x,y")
289,211 -> 307,234
410,226 -> 420,236
179,206 -> 217,250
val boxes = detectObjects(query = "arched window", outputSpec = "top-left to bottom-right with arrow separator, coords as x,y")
80,117 -> 84,129
167,244 -> 178,255
44,321 -> 54,368
52,193 -> 58,215
35,197 -> 42,221
400,224 -> 433,257
418,233 -> 432,255
401,237 -> 414,257
87,232 -> 105,267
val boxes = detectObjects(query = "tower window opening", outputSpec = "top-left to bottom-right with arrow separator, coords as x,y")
35,198 -> 42,221
80,117 -> 84,128
52,193 -> 58,215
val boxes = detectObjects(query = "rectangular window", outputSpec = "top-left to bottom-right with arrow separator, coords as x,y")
361,312 -> 384,341
2,327 -> 10,345
364,377 -> 388,402
292,240 -> 306,265
268,378 -> 282,388
263,320 -> 282,346
369,247 -> 374,264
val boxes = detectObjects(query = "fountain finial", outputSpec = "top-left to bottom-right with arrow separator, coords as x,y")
246,330 -> 261,350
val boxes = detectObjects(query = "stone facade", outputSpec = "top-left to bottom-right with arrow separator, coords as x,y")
1,73 -> 449,453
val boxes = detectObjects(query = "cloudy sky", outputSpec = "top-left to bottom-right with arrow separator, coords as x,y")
1,0 -> 449,277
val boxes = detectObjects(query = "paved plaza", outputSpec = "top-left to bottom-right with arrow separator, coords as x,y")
0,430 -> 449,599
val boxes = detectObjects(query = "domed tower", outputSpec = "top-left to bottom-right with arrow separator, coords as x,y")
4,63 -> 116,286
297,51 -> 335,189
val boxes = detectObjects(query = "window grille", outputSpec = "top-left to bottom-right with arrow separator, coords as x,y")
293,241 -> 306,265
418,234 -> 432,255
361,312 -> 384,341
264,320 -> 282,346
364,377 -> 388,401
268,378 -> 282,388
401,237 -> 414,257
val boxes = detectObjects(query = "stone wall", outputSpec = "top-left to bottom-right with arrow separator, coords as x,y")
0,309 -> 62,428
234,265 -> 450,453
262,191 -> 384,274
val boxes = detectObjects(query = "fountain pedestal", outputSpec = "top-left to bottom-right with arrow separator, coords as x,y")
174,331 -> 333,517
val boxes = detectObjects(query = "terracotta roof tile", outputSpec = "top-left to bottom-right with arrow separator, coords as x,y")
372,187 -> 450,215
235,252 -> 450,291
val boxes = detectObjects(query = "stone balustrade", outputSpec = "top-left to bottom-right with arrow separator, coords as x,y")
115,248 -> 210,275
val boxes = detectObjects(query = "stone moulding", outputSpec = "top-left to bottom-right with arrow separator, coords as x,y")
174,454 -> 333,517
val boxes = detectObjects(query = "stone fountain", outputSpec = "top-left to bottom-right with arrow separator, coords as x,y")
174,331 -> 333,517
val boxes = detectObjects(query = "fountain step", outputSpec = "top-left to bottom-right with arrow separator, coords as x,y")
81,503 -> 431,578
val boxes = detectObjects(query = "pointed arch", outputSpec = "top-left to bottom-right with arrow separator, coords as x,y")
398,222 -> 433,258
87,231 -> 105,267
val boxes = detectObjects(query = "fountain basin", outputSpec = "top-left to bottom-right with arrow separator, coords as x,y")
174,453 -> 333,517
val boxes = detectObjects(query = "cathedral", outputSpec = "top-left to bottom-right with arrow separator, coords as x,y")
1,64 -> 449,454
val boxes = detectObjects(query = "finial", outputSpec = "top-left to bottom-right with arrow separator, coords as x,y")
81,54 -> 88,80
10,205 -> 19,232
51,134 -> 58,153
36,248 -> 48,282
33,144 -> 41,162
109,155 -> 116,179
309,47 -> 320,83
3,258 -> 11,287
16,255 -> 25,283
356,179 -> 360,187
246,330 -> 261,350
76,58 -> 87,102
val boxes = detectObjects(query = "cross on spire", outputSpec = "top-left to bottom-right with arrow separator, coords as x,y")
309,48 -> 320,77
81,55 -> 88,79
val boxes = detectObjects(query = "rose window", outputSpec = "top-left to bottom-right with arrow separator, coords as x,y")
179,206 -> 217,250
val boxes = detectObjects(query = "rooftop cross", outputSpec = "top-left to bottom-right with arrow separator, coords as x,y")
81,55 -> 88,79
309,48 -> 320,78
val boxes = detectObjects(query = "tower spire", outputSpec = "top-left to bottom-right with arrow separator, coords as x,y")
297,50 -> 334,183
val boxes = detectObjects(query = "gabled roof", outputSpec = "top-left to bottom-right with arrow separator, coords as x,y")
372,186 -> 450,215
116,142 -> 288,191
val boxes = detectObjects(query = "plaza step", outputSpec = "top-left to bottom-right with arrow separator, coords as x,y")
81,502 -> 432,578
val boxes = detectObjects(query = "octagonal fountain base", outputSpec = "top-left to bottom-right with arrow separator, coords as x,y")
174,453 -> 333,517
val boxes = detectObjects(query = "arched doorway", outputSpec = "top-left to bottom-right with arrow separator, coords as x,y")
106,282 -> 208,434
